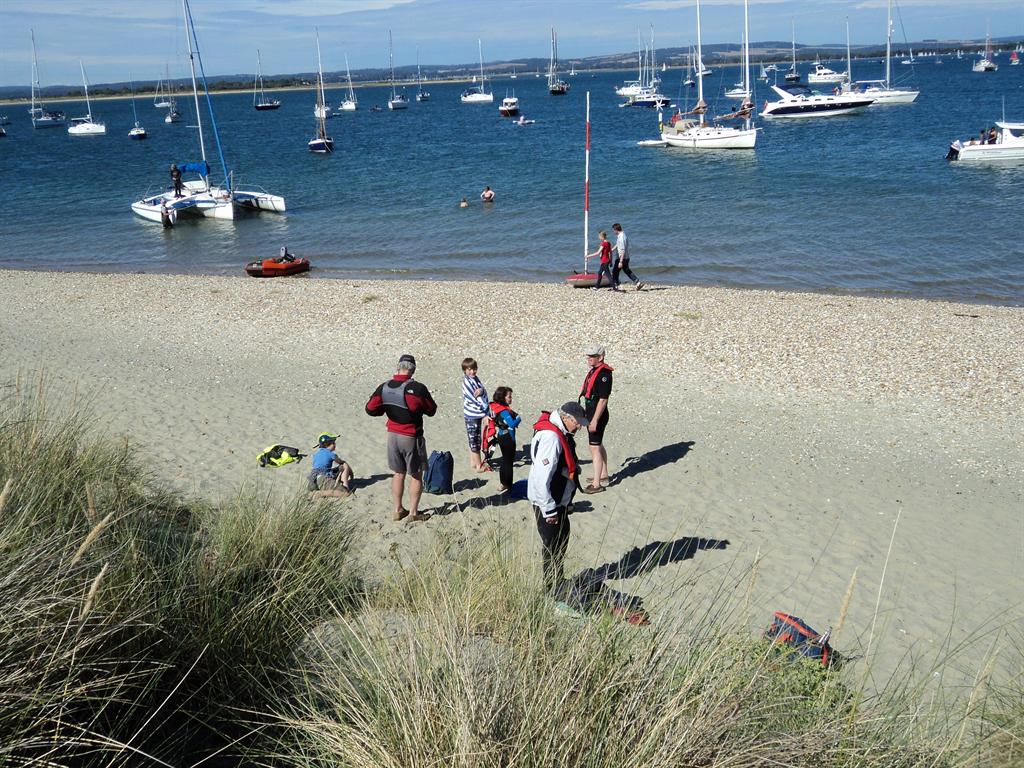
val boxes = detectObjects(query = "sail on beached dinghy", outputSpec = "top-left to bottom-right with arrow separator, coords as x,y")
565,92 -> 599,289
131,0 -> 286,226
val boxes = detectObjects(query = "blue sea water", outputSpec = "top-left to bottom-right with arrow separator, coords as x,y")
1,62 -> 1023,304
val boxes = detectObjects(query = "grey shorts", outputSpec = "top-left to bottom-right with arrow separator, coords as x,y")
387,433 -> 427,475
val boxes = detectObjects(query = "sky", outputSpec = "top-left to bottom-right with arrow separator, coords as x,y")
1,0 -> 1022,86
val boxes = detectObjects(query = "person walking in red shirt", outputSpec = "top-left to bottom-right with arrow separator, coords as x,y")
365,354 -> 437,522
588,230 -> 617,291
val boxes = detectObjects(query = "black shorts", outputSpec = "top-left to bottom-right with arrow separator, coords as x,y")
587,411 -> 609,446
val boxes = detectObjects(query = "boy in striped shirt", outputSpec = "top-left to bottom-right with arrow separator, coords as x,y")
461,357 -> 490,472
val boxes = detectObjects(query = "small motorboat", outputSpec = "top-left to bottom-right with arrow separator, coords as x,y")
245,248 -> 311,278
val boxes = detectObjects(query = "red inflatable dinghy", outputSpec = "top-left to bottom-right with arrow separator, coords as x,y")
245,249 -> 310,278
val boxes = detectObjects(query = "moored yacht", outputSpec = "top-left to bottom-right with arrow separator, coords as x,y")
845,0 -> 918,104
461,40 -> 493,103
499,93 -> 520,116
947,122 -> 1024,162
309,28 -> 333,153
387,30 -> 409,110
807,61 -> 847,84
547,28 -> 569,95
29,30 -> 65,129
974,29 -> 998,72
760,83 -> 873,118
67,61 -> 106,136
339,55 -> 358,111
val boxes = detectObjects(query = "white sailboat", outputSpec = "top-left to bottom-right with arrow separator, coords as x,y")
785,21 -> 801,82
339,55 -> 358,111
164,72 -> 182,123
128,77 -> 147,140
68,61 -> 105,135
131,0 -> 286,226
387,30 -> 409,110
416,51 -> 430,102
309,29 -> 334,153
461,39 -> 493,103
974,29 -> 998,72
28,30 -> 65,129
659,0 -> 756,150
253,49 -> 281,110
510,67 -> 518,79
548,28 -> 569,95
621,27 -> 668,107
616,30 -> 646,97
848,0 -> 918,104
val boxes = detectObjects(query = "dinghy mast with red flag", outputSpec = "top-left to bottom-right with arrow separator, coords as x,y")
566,91 -> 599,287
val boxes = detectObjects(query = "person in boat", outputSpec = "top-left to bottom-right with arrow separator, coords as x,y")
170,163 -> 183,198
480,186 -> 495,203
611,223 -> 644,291
988,126 -> 998,144
365,354 -> 437,522
580,345 -> 613,493
278,245 -> 295,263
460,357 -> 491,473
527,402 -> 588,591
587,231 -> 617,291
487,386 -> 521,492
307,432 -> 353,499
459,197 -> 469,208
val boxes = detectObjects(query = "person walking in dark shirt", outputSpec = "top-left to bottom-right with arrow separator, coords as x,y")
365,354 -> 437,522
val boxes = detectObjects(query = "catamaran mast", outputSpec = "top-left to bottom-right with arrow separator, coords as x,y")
183,0 -> 230,191
183,0 -> 207,175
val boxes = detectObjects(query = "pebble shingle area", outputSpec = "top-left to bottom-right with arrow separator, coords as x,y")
3,270 -> 1021,419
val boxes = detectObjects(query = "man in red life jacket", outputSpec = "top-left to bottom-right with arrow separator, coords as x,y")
580,344 -> 613,493
365,354 -> 437,522
527,402 -> 588,591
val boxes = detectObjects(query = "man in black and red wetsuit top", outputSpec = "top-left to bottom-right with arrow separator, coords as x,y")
365,354 -> 437,522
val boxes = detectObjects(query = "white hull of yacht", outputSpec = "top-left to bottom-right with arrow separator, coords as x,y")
68,119 -> 106,135
661,122 -> 757,149
461,92 -> 493,104
864,87 -> 918,104
339,100 -> 357,111
388,97 -> 409,110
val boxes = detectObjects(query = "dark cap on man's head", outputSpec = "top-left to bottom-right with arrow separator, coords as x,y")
559,401 -> 590,427
398,353 -> 416,368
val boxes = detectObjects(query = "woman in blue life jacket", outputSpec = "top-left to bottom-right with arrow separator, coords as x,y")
489,386 -> 521,491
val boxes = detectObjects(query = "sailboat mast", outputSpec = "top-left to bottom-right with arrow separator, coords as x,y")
315,29 -> 328,138
30,30 -> 38,114
742,0 -> 750,95
389,30 -> 396,98
845,18 -> 852,85
791,20 -> 796,73
583,91 -> 590,267
182,0 -> 207,170
346,55 -> 355,100
80,60 -> 92,119
650,25 -> 656,87
696,0 -> 705,125
478,39 -> 485,91
885,0 -> 892,88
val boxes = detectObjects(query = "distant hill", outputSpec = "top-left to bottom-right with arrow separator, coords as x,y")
1,35 -> 1019,100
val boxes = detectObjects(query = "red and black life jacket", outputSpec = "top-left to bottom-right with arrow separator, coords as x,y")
483,402 -> 511,450
532,411 -> 578,480
581,363 -> 614,401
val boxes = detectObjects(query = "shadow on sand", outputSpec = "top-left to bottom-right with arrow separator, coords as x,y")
612,440 -> 694,485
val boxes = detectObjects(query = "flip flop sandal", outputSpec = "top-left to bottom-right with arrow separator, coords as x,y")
392,507 -> 410,522
582,484 -> 605,494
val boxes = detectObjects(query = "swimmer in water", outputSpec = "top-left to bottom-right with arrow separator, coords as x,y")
480,186 -> 495,203
459,197 -> 469,208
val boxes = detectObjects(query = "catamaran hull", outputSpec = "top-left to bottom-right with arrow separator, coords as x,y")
661,126 -> 757,149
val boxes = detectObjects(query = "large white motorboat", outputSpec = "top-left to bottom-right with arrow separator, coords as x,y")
28,30 -> 65,129
807,61 -> 848,84
499,93 -> 520,116
387,30 -> 409,110
659,0 -> 756,150
309,28 -> 334,153
461,40 -> 493,103
253,50 -> 281,110
67,61 -> 106,136
339,55 -> 358,111
947,122 -> 1024,162
761,82 -> 874,118
548,28 -> 569,95
131,0 -> 285,226
846,1 -> 918,104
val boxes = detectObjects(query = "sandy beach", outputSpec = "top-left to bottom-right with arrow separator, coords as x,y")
2,269 -> 1021,683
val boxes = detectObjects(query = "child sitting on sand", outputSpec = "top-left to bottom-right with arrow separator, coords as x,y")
308,432 -> 353,499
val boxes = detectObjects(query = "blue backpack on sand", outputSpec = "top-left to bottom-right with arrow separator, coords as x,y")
424,450 -> 454,494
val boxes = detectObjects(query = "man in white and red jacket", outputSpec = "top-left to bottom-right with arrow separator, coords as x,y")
527,402 -> 588,591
